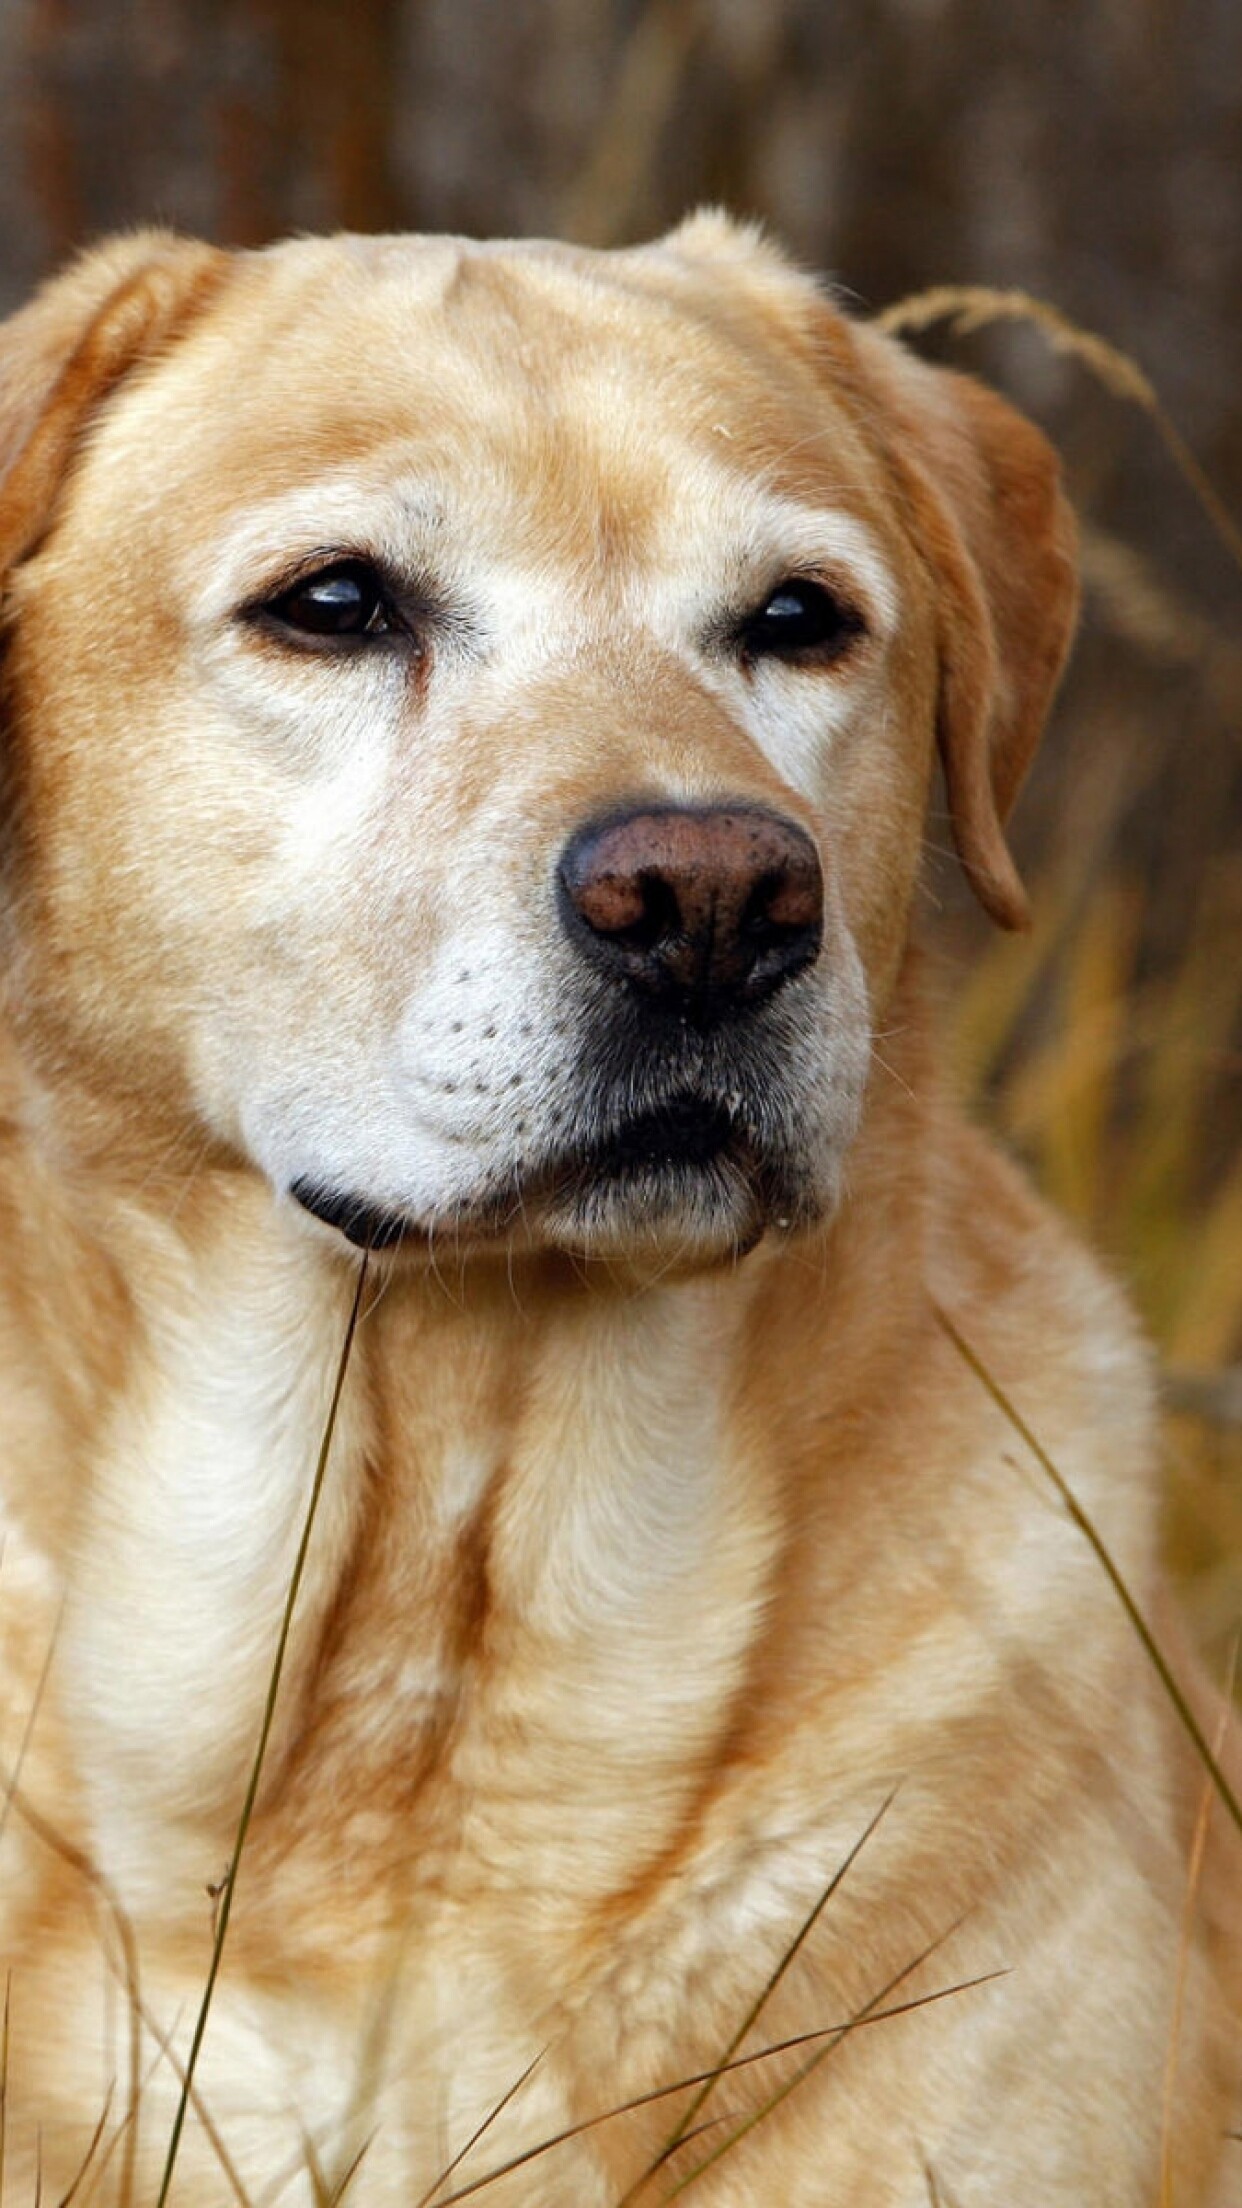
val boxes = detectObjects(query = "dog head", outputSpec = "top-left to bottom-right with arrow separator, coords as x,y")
0,216 -> 1076,1265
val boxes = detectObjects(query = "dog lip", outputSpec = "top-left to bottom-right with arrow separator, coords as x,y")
568,1095 -> 739,1179
290,1177 -> 412,1249
287,1097 -> 761,1254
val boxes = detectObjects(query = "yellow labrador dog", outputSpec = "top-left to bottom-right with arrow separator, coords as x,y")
0,216 -> 1237,2205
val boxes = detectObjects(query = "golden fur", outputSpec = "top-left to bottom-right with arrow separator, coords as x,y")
0,214 -> 1237,2204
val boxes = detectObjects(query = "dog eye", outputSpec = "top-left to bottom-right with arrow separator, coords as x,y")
738,579 -> 865,663
266,561 -> 392,639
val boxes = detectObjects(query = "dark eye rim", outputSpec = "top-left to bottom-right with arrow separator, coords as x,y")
242,555 -> 412,651
732,575 -> 869,668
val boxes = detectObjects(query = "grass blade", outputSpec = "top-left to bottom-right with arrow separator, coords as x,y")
155,1254 -> 370,2208
1,1771 -> 255,2208
659,1931 -> 995,2200
1159,1632 -> 1238,2207
876,285 -> 1242,580
933,1303 -> 1242,1839
0,1602 -> 63,1853
56,2082 -> 113,2206
561,0 -> 705,246
615,1787 -> 899,2206
0,1785 -> 144,2207
413,2052 -> 544,2208
427,1967 -> 1006,2206
324,2132 -> 374,2207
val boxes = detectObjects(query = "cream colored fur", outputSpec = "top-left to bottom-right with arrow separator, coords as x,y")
0,215 -> 1236,2205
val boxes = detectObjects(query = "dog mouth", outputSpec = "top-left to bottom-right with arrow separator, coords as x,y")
289,1089 -> 788,1255
556,1095 -> 739,1181
289,1178 -> 414,1250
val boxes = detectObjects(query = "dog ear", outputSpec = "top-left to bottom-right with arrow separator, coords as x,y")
849,325 -> 1079,929
0,231 -> 228,577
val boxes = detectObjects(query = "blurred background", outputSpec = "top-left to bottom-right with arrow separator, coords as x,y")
0,0 -> 1238,1651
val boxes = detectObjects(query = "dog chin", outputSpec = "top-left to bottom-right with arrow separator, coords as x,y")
535,1155 -> 771,1264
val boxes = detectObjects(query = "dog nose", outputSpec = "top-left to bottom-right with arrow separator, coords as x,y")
557,805 -> 823,1017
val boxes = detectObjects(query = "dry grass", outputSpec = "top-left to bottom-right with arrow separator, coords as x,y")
877,286 -> 1242,581
949,862 -> 1242,1665
886,283 -> 1242,1677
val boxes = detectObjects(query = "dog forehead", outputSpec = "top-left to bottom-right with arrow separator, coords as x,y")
76,231 -> 896,559
227,226 -> 847,410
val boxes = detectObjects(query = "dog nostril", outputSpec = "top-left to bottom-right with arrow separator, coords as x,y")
571,865 -> 647,938
573,866 -> 685,954
622,872 -> 683,954
754,865 -> 820,936
742,868 -> 816,944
